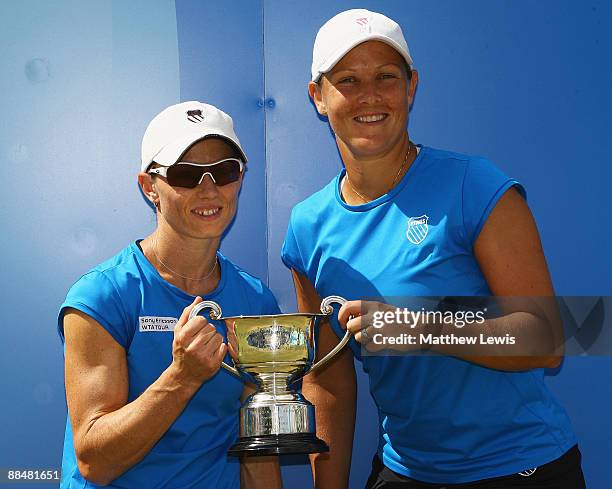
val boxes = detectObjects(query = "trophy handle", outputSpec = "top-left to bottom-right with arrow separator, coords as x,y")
188,301 -> 241,378
306,295 -> 351,376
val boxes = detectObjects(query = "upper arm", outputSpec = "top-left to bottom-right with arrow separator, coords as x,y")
63,308 -> 129,453
290,270 -> 355,385
291,269 -> 322,314
474,187 -> 555,296
473,188 -> 563,366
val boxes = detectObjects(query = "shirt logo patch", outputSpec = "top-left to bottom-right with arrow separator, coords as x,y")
139,316 -> 178,332
406,215 -> 429,244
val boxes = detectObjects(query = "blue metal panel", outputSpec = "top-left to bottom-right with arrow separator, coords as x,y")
0,0 -> 180,483
176,0 -> 268,281
264,1 -> 612,487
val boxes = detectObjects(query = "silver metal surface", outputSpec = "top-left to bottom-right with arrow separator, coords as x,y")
308,295 -> 351,375
188,295 -> 349,439
241,383 -> 316,436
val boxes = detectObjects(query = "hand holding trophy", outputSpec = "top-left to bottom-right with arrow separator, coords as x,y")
188,296 -> 349,456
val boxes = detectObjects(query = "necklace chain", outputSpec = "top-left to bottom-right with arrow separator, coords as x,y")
346,141 -> 413,204
151,235 -> 218,281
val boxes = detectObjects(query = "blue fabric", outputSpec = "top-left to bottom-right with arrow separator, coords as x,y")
58,242 -> 280,489
281,146 -> 576,484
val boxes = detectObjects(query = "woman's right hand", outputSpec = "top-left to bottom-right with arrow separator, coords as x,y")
171,296 -> 228,386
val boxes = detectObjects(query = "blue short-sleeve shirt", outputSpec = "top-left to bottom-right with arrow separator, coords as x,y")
282,146 -> 575,483
58,242 -> 280,489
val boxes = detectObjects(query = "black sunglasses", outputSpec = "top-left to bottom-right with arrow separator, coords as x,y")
148,158 -> 245,188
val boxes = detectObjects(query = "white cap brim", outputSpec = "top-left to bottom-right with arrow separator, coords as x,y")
144,131 -> 247,171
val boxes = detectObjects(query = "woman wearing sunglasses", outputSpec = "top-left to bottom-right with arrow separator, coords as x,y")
281,9 -> 585,489
58,101 -> 282,489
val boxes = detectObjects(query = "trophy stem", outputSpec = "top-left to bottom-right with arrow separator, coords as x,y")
257,372 -> 293,395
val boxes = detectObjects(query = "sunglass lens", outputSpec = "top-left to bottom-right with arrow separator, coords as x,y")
165,159 -> 243,188
166,165 -> 202,188
211,159 -> 242,185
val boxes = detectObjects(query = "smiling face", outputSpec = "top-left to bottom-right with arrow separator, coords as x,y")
309,40 -> 417,160
141,137 -> 243,240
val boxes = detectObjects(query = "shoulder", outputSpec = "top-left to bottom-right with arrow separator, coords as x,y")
418,146 -> 519,192
62,243 -> 149,323
220,255 -> 275,299
69,243 -> 143,296
219,255 -> 280,314
422,146 -> 472,163
60,243 -> 144,345
419,146 -> 492,173
223,256 -> 267,295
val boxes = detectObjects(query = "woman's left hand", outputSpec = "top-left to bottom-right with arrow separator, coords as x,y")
338,300 -> 417,352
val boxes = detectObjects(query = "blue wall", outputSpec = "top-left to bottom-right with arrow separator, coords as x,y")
1,1 -> 181,487
1,1 -> 610,488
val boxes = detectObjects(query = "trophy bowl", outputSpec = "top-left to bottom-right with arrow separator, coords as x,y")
189,295 -> 349,456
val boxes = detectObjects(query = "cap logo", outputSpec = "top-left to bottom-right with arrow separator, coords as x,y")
355,17 -> 369,26
186,109 -> 204,123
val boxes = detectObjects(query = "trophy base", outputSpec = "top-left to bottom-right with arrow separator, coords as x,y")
228,433 -> 329,457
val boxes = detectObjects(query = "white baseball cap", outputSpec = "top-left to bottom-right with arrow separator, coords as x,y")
140,101 -> 247,172
311,9 -> 413,82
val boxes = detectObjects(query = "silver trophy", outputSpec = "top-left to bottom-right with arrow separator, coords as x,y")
189,295 -> 349,456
